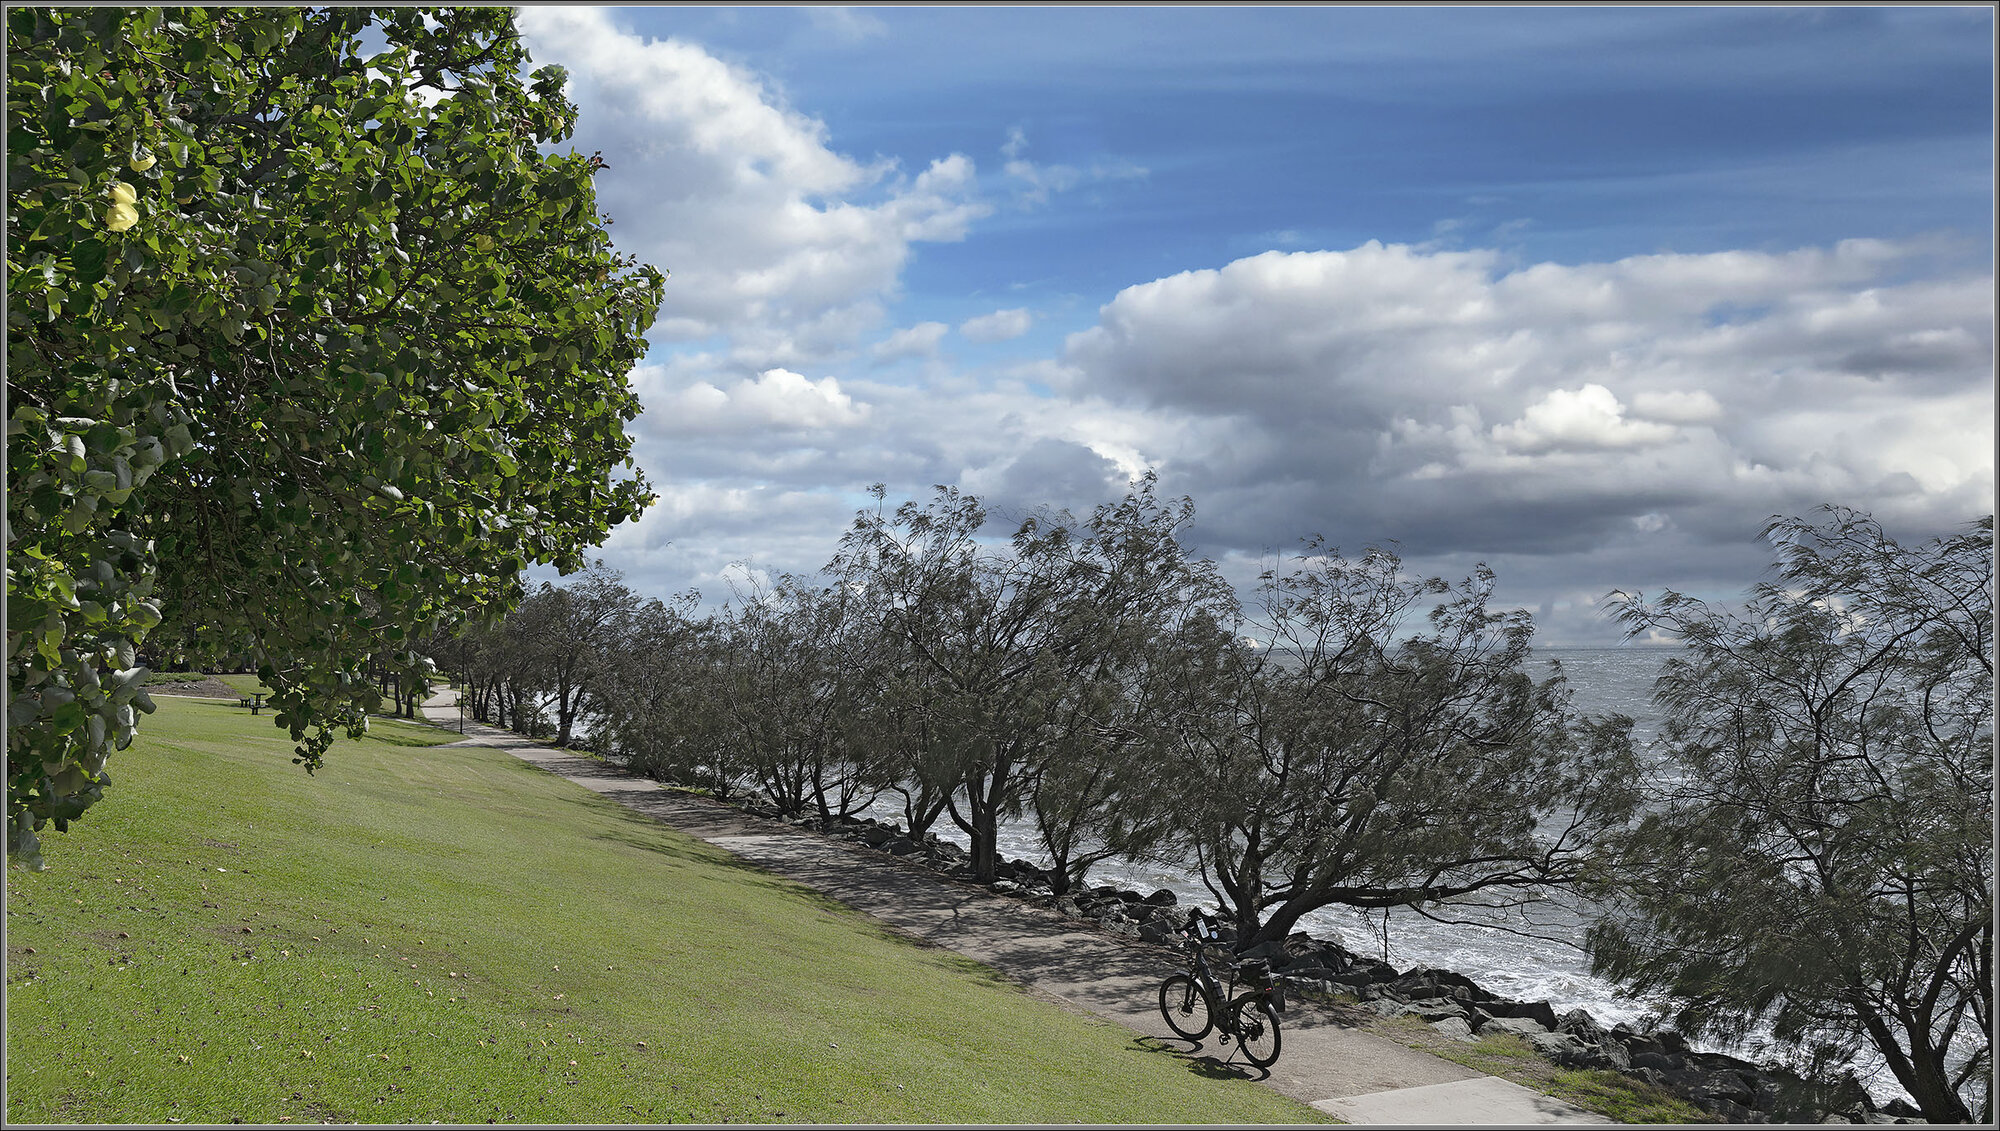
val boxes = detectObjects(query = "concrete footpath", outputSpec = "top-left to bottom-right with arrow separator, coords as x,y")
419,689 -> 1605,1126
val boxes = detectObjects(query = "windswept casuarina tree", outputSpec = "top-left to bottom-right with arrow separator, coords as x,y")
1590,508 -> 1993,1124
7,7 -> 663,866
1157,542 -> 1642,948
508,561 -> 640,749
586,594 -> 739,796
834,475 -> 1226,887
712,573 -> 881,827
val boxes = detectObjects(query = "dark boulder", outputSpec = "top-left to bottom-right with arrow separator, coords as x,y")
1344,955 -> 1398,983
1236,939 -> 1283,963
1479,998 -> 1559,1031
1479,1014 -> 1551,1038
1383,997 -> 1468,1023
1279,931 -> 1320,964
1587,1038 -> 1632,1072
1524,1030 -> 1591,1066
1632,1050 -> 1684,1073
1413,966 -> 1492,1000
1555,1008 -> 1607,1046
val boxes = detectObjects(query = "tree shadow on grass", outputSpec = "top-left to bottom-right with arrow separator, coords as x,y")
586,805 -> 781,878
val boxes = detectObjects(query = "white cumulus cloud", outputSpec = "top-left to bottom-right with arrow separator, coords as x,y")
1060,240 -> 1992,561
960,307 -> 1034,343
1492,385 -> 1682,453
652,368 -> 869,435
517,8 -> 991,369
1629,389 -> 1724,423
871,321 -> 950,361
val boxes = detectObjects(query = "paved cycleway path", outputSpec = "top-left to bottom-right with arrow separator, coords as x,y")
419,689 -> 1604,1125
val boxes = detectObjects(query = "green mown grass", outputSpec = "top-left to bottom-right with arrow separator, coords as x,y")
212,673 -> 269,697
6,698 -> 1328,1125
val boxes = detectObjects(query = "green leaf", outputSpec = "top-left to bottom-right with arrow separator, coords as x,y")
72,238 -> 108,286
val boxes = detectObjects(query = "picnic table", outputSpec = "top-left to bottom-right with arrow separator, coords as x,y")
237,691 -> 266,715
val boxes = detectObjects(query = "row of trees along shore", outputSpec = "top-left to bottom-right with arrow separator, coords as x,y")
443,482 -> 1990,1124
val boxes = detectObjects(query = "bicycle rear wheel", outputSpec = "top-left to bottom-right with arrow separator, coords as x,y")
1231,995 -> 1282,1067
1158,974 -> 1214,1040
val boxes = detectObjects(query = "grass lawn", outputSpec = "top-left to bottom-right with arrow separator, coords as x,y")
6,697 -> 1328,1125
213,673 -> 270,697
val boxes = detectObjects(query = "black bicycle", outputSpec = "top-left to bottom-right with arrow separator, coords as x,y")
1157,907 -> 1282,1068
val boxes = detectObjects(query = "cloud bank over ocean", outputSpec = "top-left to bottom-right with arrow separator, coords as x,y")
519,6 -> 1994,643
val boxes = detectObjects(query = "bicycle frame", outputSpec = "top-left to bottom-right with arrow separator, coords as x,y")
1165,909 -> 1283,1063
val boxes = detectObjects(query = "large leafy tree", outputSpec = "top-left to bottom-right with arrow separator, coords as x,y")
1590,509 -> 1993,1124
7,7 -> 665,866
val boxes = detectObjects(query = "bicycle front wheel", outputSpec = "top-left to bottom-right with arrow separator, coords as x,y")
1158,974 -> 1214,1040
1231,995 -> 1282,1067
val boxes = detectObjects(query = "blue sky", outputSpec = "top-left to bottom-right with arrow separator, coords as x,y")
513,5 -> 1994,643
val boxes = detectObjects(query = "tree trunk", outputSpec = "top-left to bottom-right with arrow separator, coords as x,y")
950,776 -> 1005,886
1907,1063 -> 1972,1124
554,667 -> 576,747
1251,900 -> 1309,948
971,763 -> 1010,884
896,777 -> 952,842
1861,1004 -> 1975,1123
1045,857 -> 1073,896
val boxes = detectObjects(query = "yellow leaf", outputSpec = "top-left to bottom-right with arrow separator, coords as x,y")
131,152 -> 157,172
105,202 -> 139,232
109,181 -> 138,204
